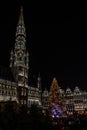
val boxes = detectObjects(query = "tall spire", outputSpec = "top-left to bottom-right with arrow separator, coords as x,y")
16,6 -> 26,37
18,6 -> 24,25
10,6 -> 29,105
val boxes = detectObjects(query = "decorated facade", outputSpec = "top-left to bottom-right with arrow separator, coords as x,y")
42,83 -> 87,115
0,7 -> 41,108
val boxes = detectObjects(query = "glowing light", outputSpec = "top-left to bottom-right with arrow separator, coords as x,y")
50,105 -> 63,118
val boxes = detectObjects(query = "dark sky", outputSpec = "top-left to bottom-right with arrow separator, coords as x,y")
0,1 -> 87,90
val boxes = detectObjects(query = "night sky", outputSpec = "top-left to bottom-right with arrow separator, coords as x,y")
0,1 -> 87,91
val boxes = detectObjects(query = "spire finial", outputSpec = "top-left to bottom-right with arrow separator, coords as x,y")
18,6 -> 24,25
21,6 -> 23,13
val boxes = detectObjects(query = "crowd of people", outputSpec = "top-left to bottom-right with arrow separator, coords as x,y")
50,113 -> 87,130
0,102 -> 87,130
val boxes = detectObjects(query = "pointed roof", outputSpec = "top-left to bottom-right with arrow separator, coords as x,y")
16,6 -> 26,36
18,6 -> 24,25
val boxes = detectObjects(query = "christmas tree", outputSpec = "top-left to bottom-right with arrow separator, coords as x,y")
48,77 -> 63,118
48,77 -> 62,107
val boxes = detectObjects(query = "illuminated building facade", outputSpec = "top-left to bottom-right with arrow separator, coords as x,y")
0,7 -> 41,107
0,7 -> 87,115
42,81 -> 87,115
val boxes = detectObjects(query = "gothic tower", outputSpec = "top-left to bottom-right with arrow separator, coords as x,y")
10,7 -> 29,105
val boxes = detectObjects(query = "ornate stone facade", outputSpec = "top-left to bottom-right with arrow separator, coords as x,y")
0,7 -> 41,107
42,83 -> 87,114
